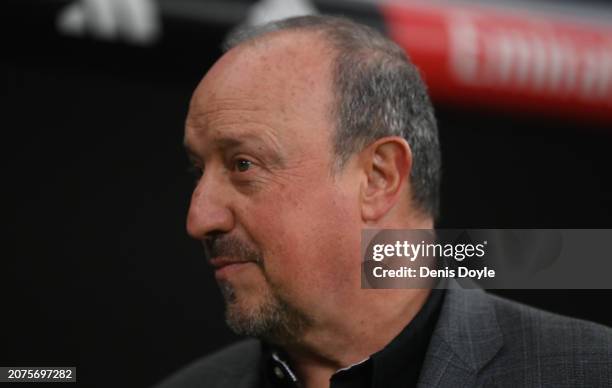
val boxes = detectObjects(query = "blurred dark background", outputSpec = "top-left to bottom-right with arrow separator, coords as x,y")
2,0 -> 612,387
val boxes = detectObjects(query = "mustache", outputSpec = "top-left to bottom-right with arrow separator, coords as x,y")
202,235 -> 264,266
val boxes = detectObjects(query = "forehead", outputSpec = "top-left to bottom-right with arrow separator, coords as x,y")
185,31 -> 335,151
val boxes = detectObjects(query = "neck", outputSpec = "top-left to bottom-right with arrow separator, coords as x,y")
278,288 -> 431,388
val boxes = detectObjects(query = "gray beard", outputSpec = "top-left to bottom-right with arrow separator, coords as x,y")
219,281 -> 311,345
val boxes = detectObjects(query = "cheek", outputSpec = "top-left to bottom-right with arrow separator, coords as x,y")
244,183 -> 362,302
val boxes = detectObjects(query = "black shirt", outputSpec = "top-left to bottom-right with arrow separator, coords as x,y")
261,289 -> 445,388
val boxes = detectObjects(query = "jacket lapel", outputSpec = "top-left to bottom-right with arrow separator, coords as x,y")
417,287 -> 504,388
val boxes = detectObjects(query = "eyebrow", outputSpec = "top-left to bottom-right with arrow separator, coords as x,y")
183,134 -> 286,167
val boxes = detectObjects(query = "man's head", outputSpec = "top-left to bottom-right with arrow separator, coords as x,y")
184,15 -> 440,346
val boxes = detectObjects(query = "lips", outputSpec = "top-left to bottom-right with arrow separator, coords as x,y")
209,257 -> 254,270
210,257 -> 257,280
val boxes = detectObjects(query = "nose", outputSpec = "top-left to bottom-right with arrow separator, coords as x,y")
186,173 -> 235,240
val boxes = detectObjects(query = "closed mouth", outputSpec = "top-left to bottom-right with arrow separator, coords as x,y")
209,257 -> 254,270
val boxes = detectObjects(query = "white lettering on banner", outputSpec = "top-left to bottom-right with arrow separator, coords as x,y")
448,13 -> 612,103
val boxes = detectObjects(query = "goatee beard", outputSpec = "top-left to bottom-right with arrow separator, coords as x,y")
219,280 -> 311,345
205,234 -> 311,344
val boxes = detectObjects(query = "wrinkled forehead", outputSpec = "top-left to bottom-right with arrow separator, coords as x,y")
187,31 -> 335,132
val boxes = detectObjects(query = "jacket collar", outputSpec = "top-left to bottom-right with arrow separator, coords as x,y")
418,286 -> 504,387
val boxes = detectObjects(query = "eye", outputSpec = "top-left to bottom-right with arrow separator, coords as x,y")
234,159 -> 253,172
188,165 -> 203,180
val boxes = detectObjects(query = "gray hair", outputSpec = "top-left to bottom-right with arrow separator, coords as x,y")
224,15 -> 441,218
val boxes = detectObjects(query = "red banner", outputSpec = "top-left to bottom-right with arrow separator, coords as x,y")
382,0 -> 612,123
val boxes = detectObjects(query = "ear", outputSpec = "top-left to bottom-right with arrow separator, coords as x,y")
360,136 -> 412,222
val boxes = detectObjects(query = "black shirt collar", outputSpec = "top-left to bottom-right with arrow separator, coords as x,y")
261,289 -> 446,388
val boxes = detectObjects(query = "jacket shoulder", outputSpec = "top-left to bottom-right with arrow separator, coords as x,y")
154,339 -> 262,388
490,292 -> 612,347
486,293 -> 612,383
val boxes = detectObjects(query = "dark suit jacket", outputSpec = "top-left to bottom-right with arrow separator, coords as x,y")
155,289 -> 612,387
